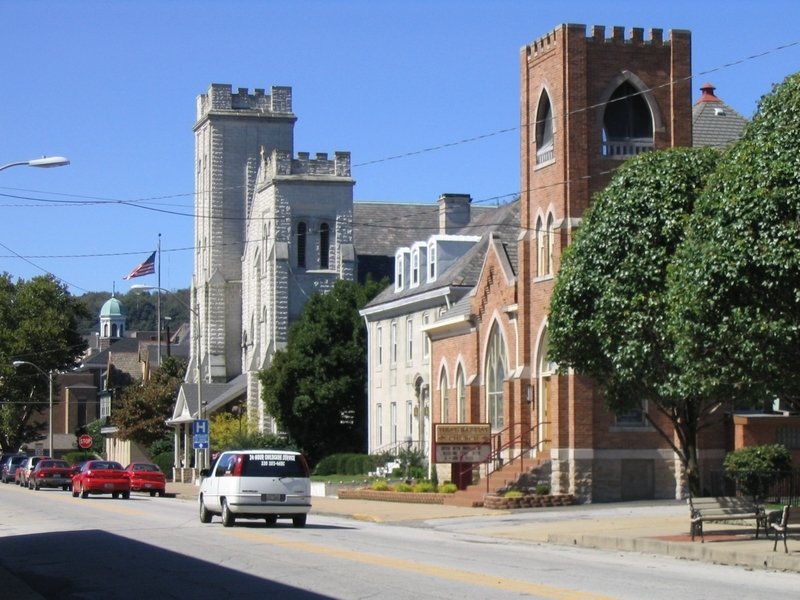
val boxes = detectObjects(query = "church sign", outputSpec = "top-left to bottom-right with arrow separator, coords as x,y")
433,423 -> 491,463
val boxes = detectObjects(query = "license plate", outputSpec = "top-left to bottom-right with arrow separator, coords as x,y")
261,493 -> 285,502
104,483 -> 114,489
144,483 -> 152,488
53,474 -> 61,478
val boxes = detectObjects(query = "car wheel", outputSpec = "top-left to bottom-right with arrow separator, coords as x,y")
149,491 -> 156,497
80,485 -> 89,499
157,491 -> 165,497
62,485 -> 69,491
199,497 -> 212,524
292,514 -> 307,528
72,486 -> 79,498
112,492 -> 119,499
28,480 -> 34,490
122,491 -> 130,499
221,499 -> 235,527
265,515 -> 277,527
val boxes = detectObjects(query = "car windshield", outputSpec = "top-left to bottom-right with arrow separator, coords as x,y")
90,461 -> 123,470
134,464 -> 160,472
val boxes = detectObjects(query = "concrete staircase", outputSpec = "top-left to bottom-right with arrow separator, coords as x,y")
443,457 -> 550,507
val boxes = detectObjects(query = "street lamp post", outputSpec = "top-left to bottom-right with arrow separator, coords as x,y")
12,361 -> 54,456
131,284 -> 205,474
0,156 -> 70,173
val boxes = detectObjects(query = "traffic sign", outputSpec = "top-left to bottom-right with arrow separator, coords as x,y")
193,419 -> 209,449
78,434 -> 93,449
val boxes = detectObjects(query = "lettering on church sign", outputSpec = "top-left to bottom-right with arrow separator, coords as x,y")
433,424 -> 491,464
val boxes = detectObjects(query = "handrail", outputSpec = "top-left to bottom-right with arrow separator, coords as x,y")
454,423 -> 550,493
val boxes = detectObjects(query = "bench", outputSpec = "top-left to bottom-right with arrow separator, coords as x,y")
771,505 -> 800,553
687,496 -> 766,542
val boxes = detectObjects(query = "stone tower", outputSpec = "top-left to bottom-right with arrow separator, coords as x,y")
518,25 -> 692,499
193,84 -> 296,383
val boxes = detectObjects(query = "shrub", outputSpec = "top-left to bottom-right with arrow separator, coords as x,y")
63,451 -> 97,465
314,453 -> 379,476
413,481 -> 436,493
151,452 -> 173,478
395,482 -> 413,493
723,444 -> 792,501
504,490 -> 523,498
371,479 -> 391,491
439,482 -> 458,494
535,483 -> 551,496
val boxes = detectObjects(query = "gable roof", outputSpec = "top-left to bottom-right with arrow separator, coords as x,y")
693,83 -> 748,148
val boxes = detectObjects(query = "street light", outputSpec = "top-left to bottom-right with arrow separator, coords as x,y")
12,360 -> 54,457
0,156 -> 70,173
130,284 -> 205,472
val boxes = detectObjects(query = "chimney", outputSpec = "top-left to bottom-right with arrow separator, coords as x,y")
438,193 -> 472,234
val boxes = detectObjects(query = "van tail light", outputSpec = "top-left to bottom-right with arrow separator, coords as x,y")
299,455 -> 310,477
232,455 -> 244,476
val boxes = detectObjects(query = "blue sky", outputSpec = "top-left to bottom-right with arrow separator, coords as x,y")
2,1 -> 799,296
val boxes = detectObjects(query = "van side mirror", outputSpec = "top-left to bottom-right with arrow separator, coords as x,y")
199,468 -> 211,478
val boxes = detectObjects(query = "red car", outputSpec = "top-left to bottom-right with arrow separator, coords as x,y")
125,462 -> 166,497
29,459 -> 73,491
71,460 -> 131,499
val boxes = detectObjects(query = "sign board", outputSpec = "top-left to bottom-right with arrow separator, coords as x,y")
78,434 -> 93,449
193,419 -> 209,449
433,423 -> 491,464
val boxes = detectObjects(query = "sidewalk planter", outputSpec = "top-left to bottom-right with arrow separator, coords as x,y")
484,493 -> 575,510
338,488 -> 449,504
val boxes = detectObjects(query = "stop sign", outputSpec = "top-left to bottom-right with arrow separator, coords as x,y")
78,434 -> 93,449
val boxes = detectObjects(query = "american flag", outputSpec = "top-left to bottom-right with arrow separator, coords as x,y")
123,251 -> 156,279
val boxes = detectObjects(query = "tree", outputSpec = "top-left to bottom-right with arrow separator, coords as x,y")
112,356 -> 186,448
260,278 -> 384,466
0,274 -> 89,452
669,72 -> 800,413
548,147 -> 720,495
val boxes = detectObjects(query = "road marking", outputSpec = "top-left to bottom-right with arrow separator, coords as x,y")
12,486 -> 148,517
230,529 -> 619,600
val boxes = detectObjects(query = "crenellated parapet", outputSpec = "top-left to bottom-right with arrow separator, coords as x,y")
524,23 -> 687,60
196,83 -> 294,120
258,148 -> 351,183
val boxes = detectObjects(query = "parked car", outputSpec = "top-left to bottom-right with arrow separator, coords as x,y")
124,462 -> 166,497
29,459 -> 73,491
71,460 -> 131,499
1,454 -> 27,484
16,456 -> 48,487
198,449 -> 311,528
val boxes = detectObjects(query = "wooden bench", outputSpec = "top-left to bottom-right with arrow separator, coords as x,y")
687,496 -> 766,542
771,505 -> 800,553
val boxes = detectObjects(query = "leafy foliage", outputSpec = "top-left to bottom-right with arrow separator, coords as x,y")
668,72 -> 800,412
548,147 -> 720,493
260,278 -> 384,466
112,356 -> 186,447
209,411 -> 292,452
0,274 -> 89,452
723,444 -> 792,501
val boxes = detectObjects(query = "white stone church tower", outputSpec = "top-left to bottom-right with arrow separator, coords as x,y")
192,83 -> 354,431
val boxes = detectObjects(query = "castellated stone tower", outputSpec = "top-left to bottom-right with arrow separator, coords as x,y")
518,25 -> 693,501
193,84 -> 296,383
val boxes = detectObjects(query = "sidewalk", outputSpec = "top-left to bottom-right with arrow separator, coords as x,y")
168,482 -> 800,572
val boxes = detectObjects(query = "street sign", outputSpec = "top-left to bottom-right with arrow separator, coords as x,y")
78,434 -> 93,449
193,419 -> 209,449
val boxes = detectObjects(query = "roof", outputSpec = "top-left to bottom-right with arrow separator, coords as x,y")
100,296 -> 126,318
168,374 -> 247,423
352,201 -> 495,258
693,83 -> 748,148
365,200 -> 520,309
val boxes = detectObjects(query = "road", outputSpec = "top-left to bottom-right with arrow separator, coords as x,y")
0,483 -> 797,599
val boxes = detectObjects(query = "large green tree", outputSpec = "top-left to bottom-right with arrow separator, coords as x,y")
0,274 -> 89,452
112,356 -> 186,447
260,278 -> 384,466
548,147 -> 720,495
669,72 -> 800,413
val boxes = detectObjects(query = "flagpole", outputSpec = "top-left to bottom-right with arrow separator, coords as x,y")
157,234 -> 162,366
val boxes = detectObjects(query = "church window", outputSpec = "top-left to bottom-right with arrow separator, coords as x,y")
296,221 -> 307,268
486,322 -> 507,430
535,91 -> 554,164
319,222 -> 330,269
456,366 -> 466,422
602,81 -> 654,157
440,368 -> 449,423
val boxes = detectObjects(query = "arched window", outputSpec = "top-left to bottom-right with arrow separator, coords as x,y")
296,221 -> 307,268
319,222 -> 330,269
545,213 -> 554,275
602,81 -> 653,157
456,366 -> 466,422
111,324 -> 118,338
440,368 -> 449,423
535,91 -> 554,164
486,323 -> 507,430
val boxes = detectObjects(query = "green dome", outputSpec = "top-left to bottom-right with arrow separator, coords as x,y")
100,296 -> 126,318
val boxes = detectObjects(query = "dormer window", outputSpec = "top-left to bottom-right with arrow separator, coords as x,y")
395,254 -> 405,290
428,242 -> 437,281
411,248 -> 420,287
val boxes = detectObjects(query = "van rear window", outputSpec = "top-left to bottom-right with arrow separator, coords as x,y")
240,453 -> 309,478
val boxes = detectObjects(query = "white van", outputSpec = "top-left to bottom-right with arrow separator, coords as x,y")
198,449 -> 311,528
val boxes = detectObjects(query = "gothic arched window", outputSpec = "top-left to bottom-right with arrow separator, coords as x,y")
319,222 -> 330,269
486,323 -> 507,430
456,365 -> 466,422
440,368 -> 449,423
296,221 -> 307,268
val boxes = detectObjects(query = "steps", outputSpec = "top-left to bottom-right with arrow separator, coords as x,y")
443,457 -> 550,507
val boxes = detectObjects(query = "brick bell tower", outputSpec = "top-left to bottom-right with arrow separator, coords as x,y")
518,25 -> 692,501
